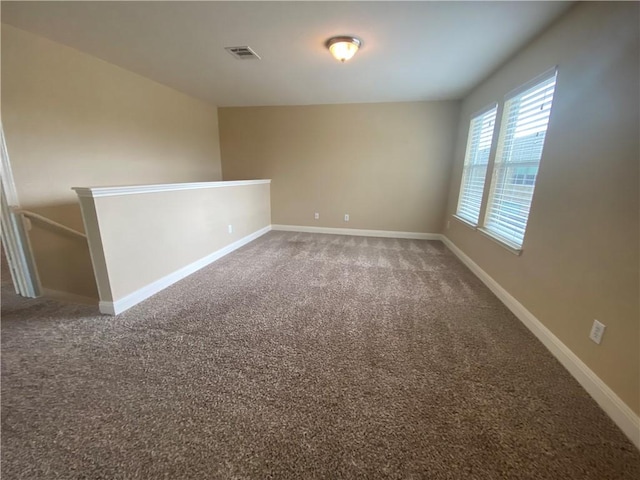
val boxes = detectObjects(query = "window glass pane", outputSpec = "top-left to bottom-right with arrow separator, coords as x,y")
455,105 -> 497,224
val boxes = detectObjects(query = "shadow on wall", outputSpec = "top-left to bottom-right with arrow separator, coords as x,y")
22,202 -> 98,300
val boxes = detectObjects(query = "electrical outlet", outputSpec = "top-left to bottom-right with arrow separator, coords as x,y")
314,213 -> 319,220
446,220 -> 450,229
589,319 -> 606,345
228,224 -> 233,234
344,214 -> 349,222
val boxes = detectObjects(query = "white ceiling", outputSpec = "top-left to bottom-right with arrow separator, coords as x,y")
1,1 -> 573,107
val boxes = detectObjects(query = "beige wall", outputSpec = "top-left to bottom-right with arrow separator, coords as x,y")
219,102 -> 460,233
445,2 -> 639,414
77,182 -> 271,306
1,25 -> 222,298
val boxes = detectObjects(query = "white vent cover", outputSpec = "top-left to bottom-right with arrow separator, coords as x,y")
224,46 -> 261,60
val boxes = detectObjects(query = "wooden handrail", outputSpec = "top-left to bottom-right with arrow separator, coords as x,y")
13,209 -> 87,239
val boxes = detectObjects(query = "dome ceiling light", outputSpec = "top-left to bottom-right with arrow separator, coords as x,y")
326,36 -> 362,63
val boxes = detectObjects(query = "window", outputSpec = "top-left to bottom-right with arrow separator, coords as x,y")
512,166 -> 537,186
455,104 -> 497,225
483,70 -> 557,249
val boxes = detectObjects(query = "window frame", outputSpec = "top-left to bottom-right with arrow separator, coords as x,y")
452,67 -> 559,255
454,103 -> 498,227
480,68 -> 558,251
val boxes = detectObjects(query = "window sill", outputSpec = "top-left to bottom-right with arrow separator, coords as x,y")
452,215 -> 478,230
477,228 -> 523,256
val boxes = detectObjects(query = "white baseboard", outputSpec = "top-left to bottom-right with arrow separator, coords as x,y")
99,225 -> 272,316
42,288 -> 98,306
271,224 -> 441,240
440,235 -> 640,449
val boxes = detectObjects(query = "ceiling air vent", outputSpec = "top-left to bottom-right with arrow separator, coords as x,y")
224,46 -> 261,60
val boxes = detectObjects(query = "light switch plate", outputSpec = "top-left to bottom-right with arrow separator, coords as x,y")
589,319 -> 606,345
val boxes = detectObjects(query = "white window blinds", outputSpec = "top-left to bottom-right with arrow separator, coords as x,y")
455,105 -> 497,225
483,70 -> 557,248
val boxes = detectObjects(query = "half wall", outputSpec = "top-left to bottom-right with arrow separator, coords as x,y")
74,180 -> 271,314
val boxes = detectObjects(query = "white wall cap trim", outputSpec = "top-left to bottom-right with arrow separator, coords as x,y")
72,179 -> 271,198
441,234 -> 640,450
271,224 -> 441,240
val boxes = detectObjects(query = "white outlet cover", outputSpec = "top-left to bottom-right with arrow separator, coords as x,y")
314,213 -> 319,220
228,225 -> 233,234
589,319 -> 606,345
344,214 -> 349,222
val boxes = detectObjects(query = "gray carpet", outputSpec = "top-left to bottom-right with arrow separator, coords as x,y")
2,231 -> 639,479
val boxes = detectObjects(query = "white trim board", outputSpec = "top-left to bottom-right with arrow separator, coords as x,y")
440,235 -> 640,449
1,126 -> 20,204
99,225 -> 272,315
1,125 -> 42,298
73,179 -> 271,198
271,224 -> 441,240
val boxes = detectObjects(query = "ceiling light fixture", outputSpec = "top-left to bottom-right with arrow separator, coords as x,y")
326,36 -> 362,63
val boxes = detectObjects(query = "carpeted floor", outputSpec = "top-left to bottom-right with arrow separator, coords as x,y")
2,231 -> 639,479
